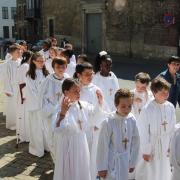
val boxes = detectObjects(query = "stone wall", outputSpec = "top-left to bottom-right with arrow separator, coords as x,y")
42,0 -> 180,59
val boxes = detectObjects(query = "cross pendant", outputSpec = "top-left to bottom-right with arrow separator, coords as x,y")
162,121 -> 168,132
122,137 -> 129,150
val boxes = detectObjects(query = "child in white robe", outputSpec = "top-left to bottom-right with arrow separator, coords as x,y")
53,78 -> 104,180
77,54 -> 89,64
131,72 -> 153,120
64,43 -> 76,64
135,77 -> 176,180
16,51 -> 32,143
97,88 -> 140,180
25,53 -> 49,157
61,49 -> 76,77
45,46 -> 59,74
39,57 -> 69,158
74,62 -> 107,180
170,123 -> 180,180
3,45 -> 22,130
93,54 -> 119,112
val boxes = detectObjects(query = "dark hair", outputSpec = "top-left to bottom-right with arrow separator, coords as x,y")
62,78 -> 79,93
61,49 -> 74,59
19,40 -> 27,46
21,51 -> 33,65
26,52 -> 49,80
73,62 -> 93,78
114,88 -> 134,106
77,54 -> 88,63
52,57 -> 67,68
8,44 -> 21,54
64,43 -> 73,50
150,77 -> 171,93
135,72 -> 151,85
43,39 -> 52,49
168,56 -> 180,64
94,53 -> 111,73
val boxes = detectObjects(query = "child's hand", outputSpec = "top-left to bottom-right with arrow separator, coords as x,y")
129,167 -> 135,173
96,90 -> 103,106
60,97 -> 71,116
143,154 -> 152,162
98,170 -> 107,178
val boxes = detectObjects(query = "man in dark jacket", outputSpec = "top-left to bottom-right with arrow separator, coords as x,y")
159,56 -> 180,107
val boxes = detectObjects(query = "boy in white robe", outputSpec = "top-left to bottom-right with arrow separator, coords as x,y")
131,72 -> 153,120
16,51 -> 32,143
74,62 -> 107,180
170,123 -> 180,180
39,57 -> 69,158
135,77 -> 176,180
53,78 -> 104,180
93,54 -> 119,112
25,53 -> 49,157
129,73 -> 153,179
3,45 -> 21,130
97,88 -> 140,180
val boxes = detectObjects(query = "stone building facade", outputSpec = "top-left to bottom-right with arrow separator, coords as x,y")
40,0 -> 180,59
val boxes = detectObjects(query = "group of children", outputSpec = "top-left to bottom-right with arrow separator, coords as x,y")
0,39 -> 179,180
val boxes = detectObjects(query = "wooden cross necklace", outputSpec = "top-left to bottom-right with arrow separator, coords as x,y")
121,119 -> 129,150
160,104 -> 168,132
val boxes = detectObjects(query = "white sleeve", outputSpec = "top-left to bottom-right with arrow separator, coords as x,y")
97,120 -> 112,171
137,108 -> 152,155
129,119 -> 140,168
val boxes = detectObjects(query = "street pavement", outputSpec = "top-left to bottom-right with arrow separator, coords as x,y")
0,92 -> 54,180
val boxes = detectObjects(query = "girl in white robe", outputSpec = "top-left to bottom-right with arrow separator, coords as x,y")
3,45 -> 22,130
131,72 -> 153,121
53,78 -> 104,180
39,57 -> 69,158
135,77 -> 176,180
93,54 -> 119,112
16,51 -> 32,143
170,123 -> 180,180
74,62 -> 107,180
97,88 -> 140,180
25,53 -> 49,157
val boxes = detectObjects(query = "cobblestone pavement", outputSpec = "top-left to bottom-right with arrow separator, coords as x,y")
0,91 -> 54,180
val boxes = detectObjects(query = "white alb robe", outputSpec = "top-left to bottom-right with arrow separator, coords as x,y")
39,49 -> 50,61
131,89 -> 153,120
70,54 -> 76,64
93,71 -> 119,112
80,83 -> 107,180
97,112 -> 140,180
39,73 -> 69,157
16,63 -> 30,142
25,70 -> 48,157
65,61 -> 76,77
170,123 -> 180,180
45,58 -> 54,74
53,100 -> 104,180
3,59 -> 20,130
135,100 -> 176,180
